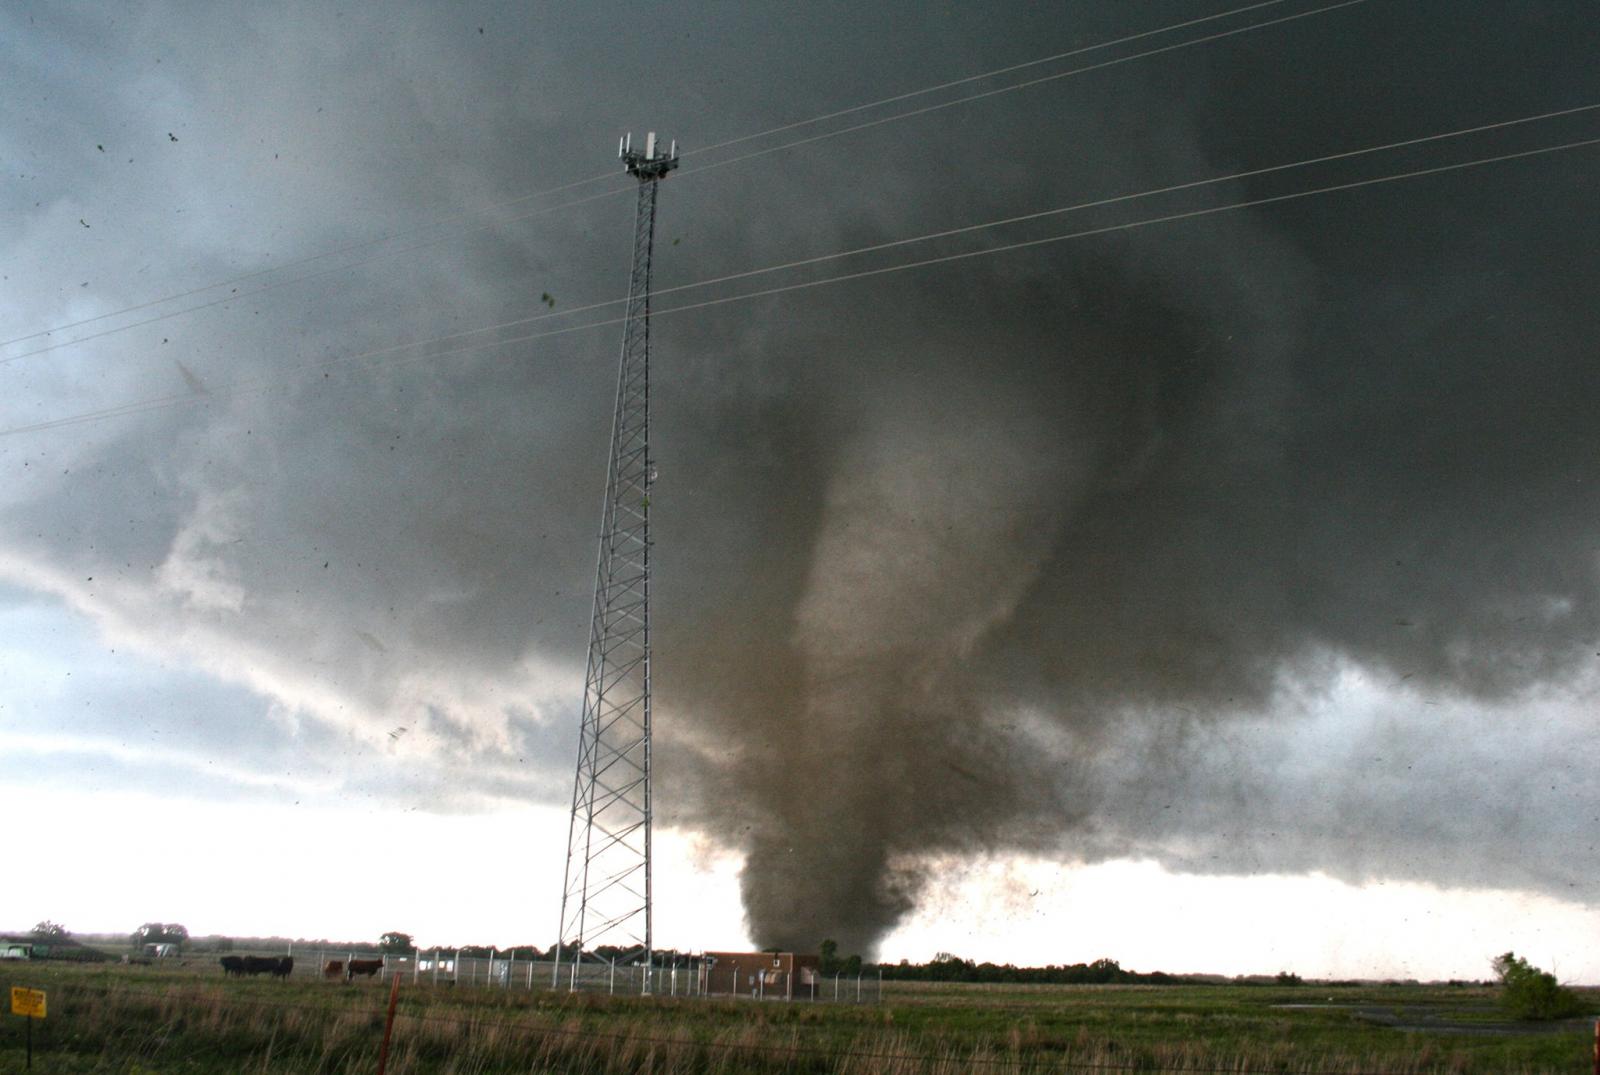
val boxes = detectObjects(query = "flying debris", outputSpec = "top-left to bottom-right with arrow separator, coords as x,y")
175,361 -> 208,396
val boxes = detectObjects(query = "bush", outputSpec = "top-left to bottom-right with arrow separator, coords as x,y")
1492,951 -> 1584,1020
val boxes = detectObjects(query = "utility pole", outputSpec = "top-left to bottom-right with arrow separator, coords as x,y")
555,132 -> 678,991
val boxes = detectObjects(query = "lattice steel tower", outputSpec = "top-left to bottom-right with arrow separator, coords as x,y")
555,132 -> 678,990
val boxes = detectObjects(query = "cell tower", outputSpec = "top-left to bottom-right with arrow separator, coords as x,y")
554,132 -> 679,991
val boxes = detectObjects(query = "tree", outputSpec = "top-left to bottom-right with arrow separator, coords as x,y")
31,921 -> 69,939
1492,951 -> 1584,1021
819,939 -> 840,975
380,931 -> 414,954
132,923 -> 189,948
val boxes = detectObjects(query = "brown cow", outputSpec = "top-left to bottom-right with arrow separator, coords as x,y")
323,960 -> 344,979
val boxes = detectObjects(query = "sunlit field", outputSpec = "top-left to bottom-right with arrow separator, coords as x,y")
3,960 -> 1595,1073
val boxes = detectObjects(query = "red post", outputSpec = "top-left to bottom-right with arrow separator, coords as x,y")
376,970 -> 402,1075
1592,1019 -> 1598,1075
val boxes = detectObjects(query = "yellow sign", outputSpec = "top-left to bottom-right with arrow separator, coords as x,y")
10,986 -> 45,1018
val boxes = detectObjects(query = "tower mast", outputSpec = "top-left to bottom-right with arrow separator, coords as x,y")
555,132 -> 678,991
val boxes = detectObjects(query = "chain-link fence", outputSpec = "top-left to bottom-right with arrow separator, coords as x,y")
273,949 -> 881,1003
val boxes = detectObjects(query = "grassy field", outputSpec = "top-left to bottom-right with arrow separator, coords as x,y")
3,960 -> 1595,1073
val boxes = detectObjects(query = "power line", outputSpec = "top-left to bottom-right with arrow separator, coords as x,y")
37,80 -> 1539,413
453,100 -> 1600,344
675,0 -> 1370,184
0,187 -> 635,356
1,0 -> 1363,363
683,0 -> 1301,159
0,183 -> 632,367
185,100 -> 1600,375
0,0 -> 1298,352
7,129 -> 1595,440
637,135 -> 1600,324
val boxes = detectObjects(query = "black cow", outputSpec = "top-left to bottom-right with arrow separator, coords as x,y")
346,958 -> 384,981
241,955 -> 294,978
219,955 -> 245,977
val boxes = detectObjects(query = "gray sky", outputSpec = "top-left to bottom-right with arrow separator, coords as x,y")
3,0 -> 1599,973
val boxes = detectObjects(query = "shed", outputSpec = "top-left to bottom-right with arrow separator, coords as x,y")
699,950 -> 821,998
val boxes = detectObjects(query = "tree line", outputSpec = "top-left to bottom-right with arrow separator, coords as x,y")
877,953 -> 1181,985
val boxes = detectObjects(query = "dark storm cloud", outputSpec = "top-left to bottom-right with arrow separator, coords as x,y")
3,0 -> 1598,955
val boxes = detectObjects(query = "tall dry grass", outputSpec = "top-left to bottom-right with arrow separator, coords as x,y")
0,967 -> 1587,1074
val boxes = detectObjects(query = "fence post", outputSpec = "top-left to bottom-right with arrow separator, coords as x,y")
375,970 -> 402,1075
433,948 -> 439,986
609,957 -> 615,994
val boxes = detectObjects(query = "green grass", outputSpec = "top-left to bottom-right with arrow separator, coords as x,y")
3,962 -> 1594,1073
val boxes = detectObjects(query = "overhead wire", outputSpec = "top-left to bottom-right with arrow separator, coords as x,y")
674,0 -> 1370,184
682,0 -> 1300,159
0,0 -> 1302,351
0,179 -> 631,352
1,0 -> 1364,362
5,124 -> 1596,440
0,183 -> 631,366
262,99 -> 1596,360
